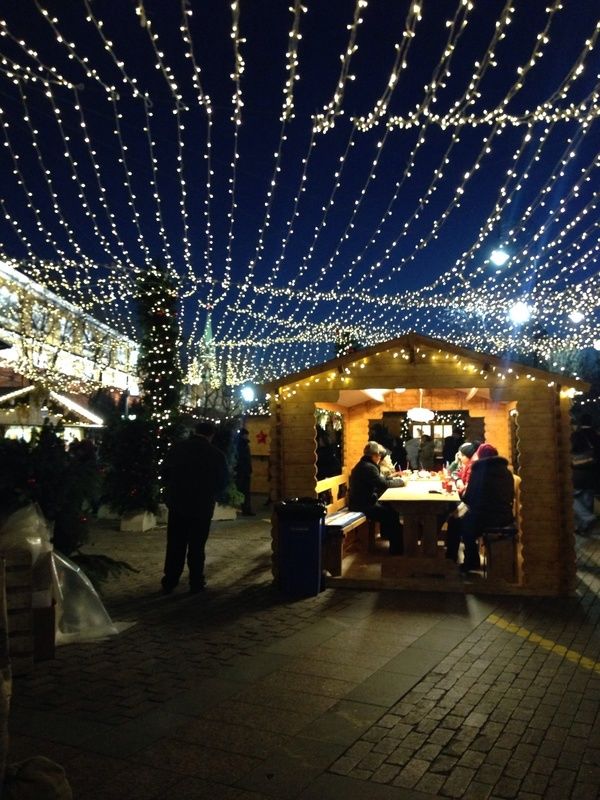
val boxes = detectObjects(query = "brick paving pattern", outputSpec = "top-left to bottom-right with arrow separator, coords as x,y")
7,513 -> 600,799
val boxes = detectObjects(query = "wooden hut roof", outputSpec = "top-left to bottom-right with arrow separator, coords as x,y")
264,332 -> 589,393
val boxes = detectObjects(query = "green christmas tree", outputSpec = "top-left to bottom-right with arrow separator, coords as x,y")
101,415 -> 160,514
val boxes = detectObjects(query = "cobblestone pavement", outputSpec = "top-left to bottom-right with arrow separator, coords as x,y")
7,513 -> 600,799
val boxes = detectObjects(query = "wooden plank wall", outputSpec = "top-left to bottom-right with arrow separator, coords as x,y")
517,386 -> 575,595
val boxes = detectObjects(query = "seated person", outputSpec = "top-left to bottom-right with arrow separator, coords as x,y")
458,443 -> 515,573
454,442 -> 479,496
378,445 -> 399,478
348,441 -> 405,555
445,442 -> 478,562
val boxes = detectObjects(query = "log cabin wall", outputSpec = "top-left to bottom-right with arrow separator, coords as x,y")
515,385 -> 577,595
345,391 -> 511,465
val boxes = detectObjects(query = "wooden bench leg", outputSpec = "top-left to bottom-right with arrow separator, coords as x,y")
322,531 -> 343,577
367,521 -> 379,552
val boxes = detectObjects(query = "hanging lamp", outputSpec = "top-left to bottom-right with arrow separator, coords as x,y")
406,388 -> 435,423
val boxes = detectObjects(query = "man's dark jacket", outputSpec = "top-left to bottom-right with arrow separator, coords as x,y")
462,455 -> 514,528
348,456 -> 397,511
163,434 -> 229,517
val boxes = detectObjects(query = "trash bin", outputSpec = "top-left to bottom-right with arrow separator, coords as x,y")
276,498 -> 326,597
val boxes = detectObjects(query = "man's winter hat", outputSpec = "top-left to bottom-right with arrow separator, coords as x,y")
476,443 -> 499,459
364,441 -> 382,455
458,442 -> 477,458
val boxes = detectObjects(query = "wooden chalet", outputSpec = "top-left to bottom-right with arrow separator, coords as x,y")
266,333 -> 587,596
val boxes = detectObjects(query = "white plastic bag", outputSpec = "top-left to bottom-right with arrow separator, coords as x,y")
51,552 -> 123,644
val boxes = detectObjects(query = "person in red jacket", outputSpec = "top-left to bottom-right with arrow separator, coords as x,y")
459,443 -> 515,573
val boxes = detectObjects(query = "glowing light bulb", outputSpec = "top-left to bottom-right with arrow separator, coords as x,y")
508,301 -> 532,325
490,248 -> 510,267
568,310 -> 584,324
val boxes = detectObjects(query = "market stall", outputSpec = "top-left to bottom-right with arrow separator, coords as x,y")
267,333 -> 585,596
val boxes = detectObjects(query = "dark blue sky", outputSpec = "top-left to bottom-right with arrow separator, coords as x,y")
0,0 -> 598,380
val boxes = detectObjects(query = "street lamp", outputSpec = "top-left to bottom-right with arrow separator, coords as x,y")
490,247 -> 510,268
508,301 -> 532,325
241,385 -> 256,403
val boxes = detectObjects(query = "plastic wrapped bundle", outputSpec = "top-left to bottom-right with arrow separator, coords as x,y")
51,552 -> 120,643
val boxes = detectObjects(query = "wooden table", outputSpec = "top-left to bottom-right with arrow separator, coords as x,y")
379,480 -> 459,557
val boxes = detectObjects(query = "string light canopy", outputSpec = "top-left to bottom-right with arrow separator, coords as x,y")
406,389 -> 435,423
0,1 -> 597,391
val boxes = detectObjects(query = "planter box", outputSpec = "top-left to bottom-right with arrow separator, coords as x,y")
120,511 -> 157,532
97,504 -> 120,521
212,504 -> 237,521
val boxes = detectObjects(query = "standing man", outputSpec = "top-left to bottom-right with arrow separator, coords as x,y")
404,429 -> 421,470
572,413 -> 600,533
236,427 -> 255,516
443,428 -> 463,466
161,420 -> 229,594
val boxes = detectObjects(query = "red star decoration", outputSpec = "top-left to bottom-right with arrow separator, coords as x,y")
256,430 -> 268,444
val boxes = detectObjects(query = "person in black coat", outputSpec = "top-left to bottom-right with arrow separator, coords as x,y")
348,441 -> 405,554
236,428 -> 255,516
161,420 -> 229,594
572,414 -> 600,533
459,443 -> 514,572
443,430 -> 463,466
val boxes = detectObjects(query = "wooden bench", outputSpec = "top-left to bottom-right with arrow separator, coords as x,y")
317,474 -> 376,576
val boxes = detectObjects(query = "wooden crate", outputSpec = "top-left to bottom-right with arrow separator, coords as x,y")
0,559 -> 11,780
4,550 -> 34,676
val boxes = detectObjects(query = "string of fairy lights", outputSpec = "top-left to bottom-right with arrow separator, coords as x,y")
0,0 -> 598,402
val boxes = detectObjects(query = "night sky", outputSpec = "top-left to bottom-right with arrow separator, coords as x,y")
0,0 -> 599,382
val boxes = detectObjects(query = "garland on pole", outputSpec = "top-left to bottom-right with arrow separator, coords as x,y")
136,261 -> 184,484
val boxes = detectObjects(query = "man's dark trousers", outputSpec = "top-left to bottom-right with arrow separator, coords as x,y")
162,505 -> 214,591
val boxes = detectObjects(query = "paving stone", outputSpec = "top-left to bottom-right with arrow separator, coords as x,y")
494,776 -> 521,798
476,764 -> 504,785
386,745 -> 414,766
457,750 -> 486,769
370,763 -> 401,784
429,728 -> 456,746
430,754 -> 459,775
415,771 -> 446,794
357,750 -> 387,771
392,757 -> 430,789
572,782 -> 600,800
441,765 -> 476,797
329,756 -> 358,775
416,742 -> 443,762
372,737 -> 399,755
462,782 -> 494,800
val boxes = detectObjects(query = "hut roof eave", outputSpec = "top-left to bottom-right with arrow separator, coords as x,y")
262,332 -> 590,393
